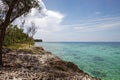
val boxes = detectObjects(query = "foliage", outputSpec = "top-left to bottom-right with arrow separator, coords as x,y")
0,0 -> 40,23
3,25 -> 34,47
27,22 -> 37,38
0,0 -> 40,66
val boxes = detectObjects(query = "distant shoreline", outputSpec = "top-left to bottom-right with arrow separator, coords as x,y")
34,39 -> 43,42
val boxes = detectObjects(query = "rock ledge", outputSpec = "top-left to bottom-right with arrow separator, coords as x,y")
0,47 -> 100,80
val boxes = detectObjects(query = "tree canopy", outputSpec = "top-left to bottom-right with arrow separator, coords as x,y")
0,0 -> 39,23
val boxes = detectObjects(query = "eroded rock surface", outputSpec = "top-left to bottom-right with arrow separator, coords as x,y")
0,47 -> 100,80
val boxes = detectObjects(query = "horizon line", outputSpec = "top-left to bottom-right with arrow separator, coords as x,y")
38,41 -> 120,43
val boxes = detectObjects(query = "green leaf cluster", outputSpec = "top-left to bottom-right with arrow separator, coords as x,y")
3,25 -> 34,47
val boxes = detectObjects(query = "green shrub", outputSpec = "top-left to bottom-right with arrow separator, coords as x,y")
3,25 -> 34,47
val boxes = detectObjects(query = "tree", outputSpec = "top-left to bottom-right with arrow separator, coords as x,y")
0,0 -> 40,66
27,22 -> 37,47
28,22 -> 37,38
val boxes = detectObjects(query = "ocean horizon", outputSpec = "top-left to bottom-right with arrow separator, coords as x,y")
35,42 -> 120,80
35,41 -> 120,43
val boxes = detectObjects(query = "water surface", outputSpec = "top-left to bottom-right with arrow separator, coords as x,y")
35,42 -> 120,80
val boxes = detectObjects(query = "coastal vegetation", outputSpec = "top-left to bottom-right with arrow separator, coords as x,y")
3,24 -> 34,48
0,0 -> 39,66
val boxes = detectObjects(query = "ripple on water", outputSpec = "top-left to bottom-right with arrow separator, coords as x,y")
74,56 -> 81,59
91,70 -> 107,77
93,56 -> 104,61
72,54 -> 77,56
114,52 -> 120,54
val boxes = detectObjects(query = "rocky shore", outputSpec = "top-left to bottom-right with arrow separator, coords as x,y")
0,47 -> 100,80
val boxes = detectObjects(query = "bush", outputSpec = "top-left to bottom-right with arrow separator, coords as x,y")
3,25 -> 34,47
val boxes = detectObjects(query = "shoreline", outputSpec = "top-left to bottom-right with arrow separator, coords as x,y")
0,46 -> 100,80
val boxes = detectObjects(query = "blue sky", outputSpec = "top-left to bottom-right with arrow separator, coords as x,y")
15,0 -> 120,42
39,0 -> 120,42
43,0 -> 120,23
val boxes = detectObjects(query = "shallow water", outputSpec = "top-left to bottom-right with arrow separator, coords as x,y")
35,42 -> 120,80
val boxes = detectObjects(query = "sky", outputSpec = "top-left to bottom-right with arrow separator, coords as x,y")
15,0 -> 120,42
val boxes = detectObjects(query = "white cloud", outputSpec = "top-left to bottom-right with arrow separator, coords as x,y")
74,22 -> 120,32
67,17 -> 120,32
13,0 -> 65,39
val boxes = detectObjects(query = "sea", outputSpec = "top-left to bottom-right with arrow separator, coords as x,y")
35,42 -> 120,80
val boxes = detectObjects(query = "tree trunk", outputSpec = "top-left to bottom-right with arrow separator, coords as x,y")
0,0 -> 16,66
0,42 -> 3,67
0,23 -> 8,66
0,31 -> 3,66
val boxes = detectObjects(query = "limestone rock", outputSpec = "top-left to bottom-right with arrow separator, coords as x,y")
0,47 -> 100,80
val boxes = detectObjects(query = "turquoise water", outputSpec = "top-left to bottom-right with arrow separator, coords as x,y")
35,42 -> 120,80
